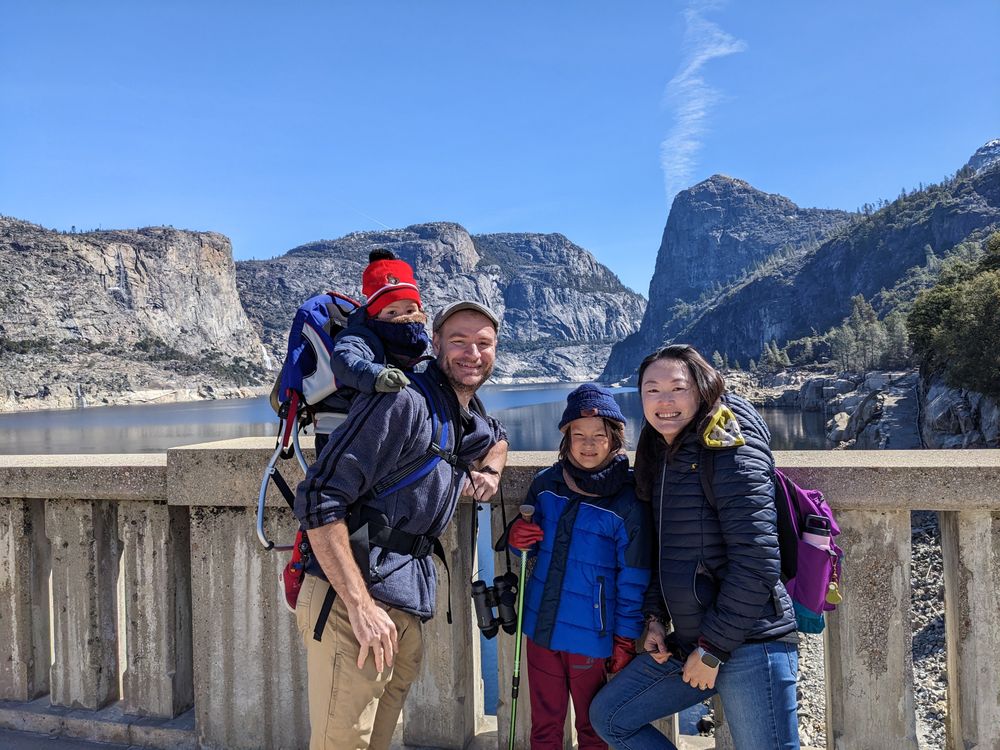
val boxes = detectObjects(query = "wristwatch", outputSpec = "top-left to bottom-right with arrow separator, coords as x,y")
695,646 -> 722,669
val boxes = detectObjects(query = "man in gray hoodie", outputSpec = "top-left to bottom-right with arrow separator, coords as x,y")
293,300 -> 508,750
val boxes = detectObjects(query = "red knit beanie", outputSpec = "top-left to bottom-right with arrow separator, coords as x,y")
362,249 -> 422,317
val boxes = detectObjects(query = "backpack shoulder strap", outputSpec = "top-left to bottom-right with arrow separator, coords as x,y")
370,371 -> 468,497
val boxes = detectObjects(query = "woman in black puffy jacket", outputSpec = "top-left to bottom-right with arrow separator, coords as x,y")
590,344 -> 799,750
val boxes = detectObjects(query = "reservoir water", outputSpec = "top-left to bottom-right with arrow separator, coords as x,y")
0,383 -> 828,721
0,383 -> 828,455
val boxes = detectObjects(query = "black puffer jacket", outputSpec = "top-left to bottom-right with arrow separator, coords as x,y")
643,394 -> 796,656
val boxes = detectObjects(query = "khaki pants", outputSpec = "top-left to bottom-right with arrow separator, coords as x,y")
295,574 -> 423,750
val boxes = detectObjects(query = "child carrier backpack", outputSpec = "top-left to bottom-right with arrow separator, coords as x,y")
699,450 -> 844,634
256,290 -> 361,552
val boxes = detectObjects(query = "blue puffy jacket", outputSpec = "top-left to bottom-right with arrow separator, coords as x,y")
518,459 -> 652,659
643,394 -> 796,657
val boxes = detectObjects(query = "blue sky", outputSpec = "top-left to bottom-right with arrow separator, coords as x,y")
2,1 -> 998,294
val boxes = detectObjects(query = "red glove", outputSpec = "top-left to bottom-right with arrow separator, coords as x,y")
508,518 -> 544,550
606,635 -> 637,674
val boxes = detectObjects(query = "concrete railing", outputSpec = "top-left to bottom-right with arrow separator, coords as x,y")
1,443 -> 999,750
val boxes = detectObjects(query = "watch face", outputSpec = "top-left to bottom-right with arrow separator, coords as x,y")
699,649 -> 721,668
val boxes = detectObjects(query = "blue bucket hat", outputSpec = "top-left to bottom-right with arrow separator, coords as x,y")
559,384 -> 626,430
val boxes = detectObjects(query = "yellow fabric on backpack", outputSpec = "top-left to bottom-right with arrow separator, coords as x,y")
701,403 -> 746,449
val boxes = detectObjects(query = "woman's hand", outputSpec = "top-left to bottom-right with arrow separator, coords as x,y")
682,651 -> 718,691
643,620 -> 671,664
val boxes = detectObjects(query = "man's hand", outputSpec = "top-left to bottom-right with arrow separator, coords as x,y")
375,367 -> 410,393
462,468 -> 500,501
346,597 -> 398,672
306,521 -> 398,672
643,620 -> 671,664
682,650 -> 719,691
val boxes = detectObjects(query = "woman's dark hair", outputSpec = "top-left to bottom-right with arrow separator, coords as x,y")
558,418 -> 626,463
633,344 -> 726,501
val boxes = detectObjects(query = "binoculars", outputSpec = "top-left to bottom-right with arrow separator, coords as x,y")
471,571 -> 519,639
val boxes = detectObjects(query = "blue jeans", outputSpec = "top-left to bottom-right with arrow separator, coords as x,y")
589,640 -> 799,750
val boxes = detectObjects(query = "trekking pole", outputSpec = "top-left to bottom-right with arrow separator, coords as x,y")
508,503 -> 534,750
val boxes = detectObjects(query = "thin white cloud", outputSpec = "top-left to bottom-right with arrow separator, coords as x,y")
660,3 -> 747,203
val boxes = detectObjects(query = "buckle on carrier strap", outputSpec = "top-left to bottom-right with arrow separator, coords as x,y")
365,517 -> 436,560
312,511 -> 453,642
408,533 -> 435,559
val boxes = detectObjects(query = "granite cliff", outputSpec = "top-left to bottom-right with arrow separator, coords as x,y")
0,218 -> 267,411
237,224 -> 646,382
603,149 -> 1000,381
676,162 -> 1000,363
966,138 -> 1000,175
601,176 -> 853,380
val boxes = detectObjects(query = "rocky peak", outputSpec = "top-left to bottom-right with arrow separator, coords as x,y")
601,177 -> 854,381
966,138 -> 1000,175
237,223 -> 646,382
654,174 -> 854,302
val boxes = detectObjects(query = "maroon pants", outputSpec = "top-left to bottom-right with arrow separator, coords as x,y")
525,637 -> 608,750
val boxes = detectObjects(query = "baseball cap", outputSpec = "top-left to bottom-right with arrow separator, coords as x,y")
432,300 -> 501,332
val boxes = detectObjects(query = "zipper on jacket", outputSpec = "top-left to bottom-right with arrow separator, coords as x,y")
596,575 -> 607,635
657,462 -> 669,618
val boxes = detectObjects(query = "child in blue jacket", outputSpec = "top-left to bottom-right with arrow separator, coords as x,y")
281,249 -> 431,611
509,384 -> 652,749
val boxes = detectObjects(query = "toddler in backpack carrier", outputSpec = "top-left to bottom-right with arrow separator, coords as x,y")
273,248 -> 432,611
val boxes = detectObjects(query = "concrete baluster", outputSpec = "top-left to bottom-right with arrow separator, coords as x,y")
825,509 -> 917,749
940,510 -> 1000,750
45,498 -> 120,710
707,696 -> 733,750
187,504 -> 309,750
403,502 -> 480,749
0,497 -> 50,701
117,500 -> 194,718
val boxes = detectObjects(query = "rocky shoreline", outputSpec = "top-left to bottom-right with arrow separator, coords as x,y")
727,366 -> 998,450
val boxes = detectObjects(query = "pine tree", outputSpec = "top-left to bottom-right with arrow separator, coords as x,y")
884,311 -> 910,367
799,338 -> 814,364
711,351 -> 724,369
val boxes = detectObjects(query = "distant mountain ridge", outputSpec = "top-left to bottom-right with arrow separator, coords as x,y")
237,223 -> 647,382
5,139 -> 998,411
602,142 -> 1000,381
0,218 -> 644,410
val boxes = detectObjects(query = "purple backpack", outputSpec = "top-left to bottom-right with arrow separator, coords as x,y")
772,469 -> 843,633
700,453 -> 844,634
